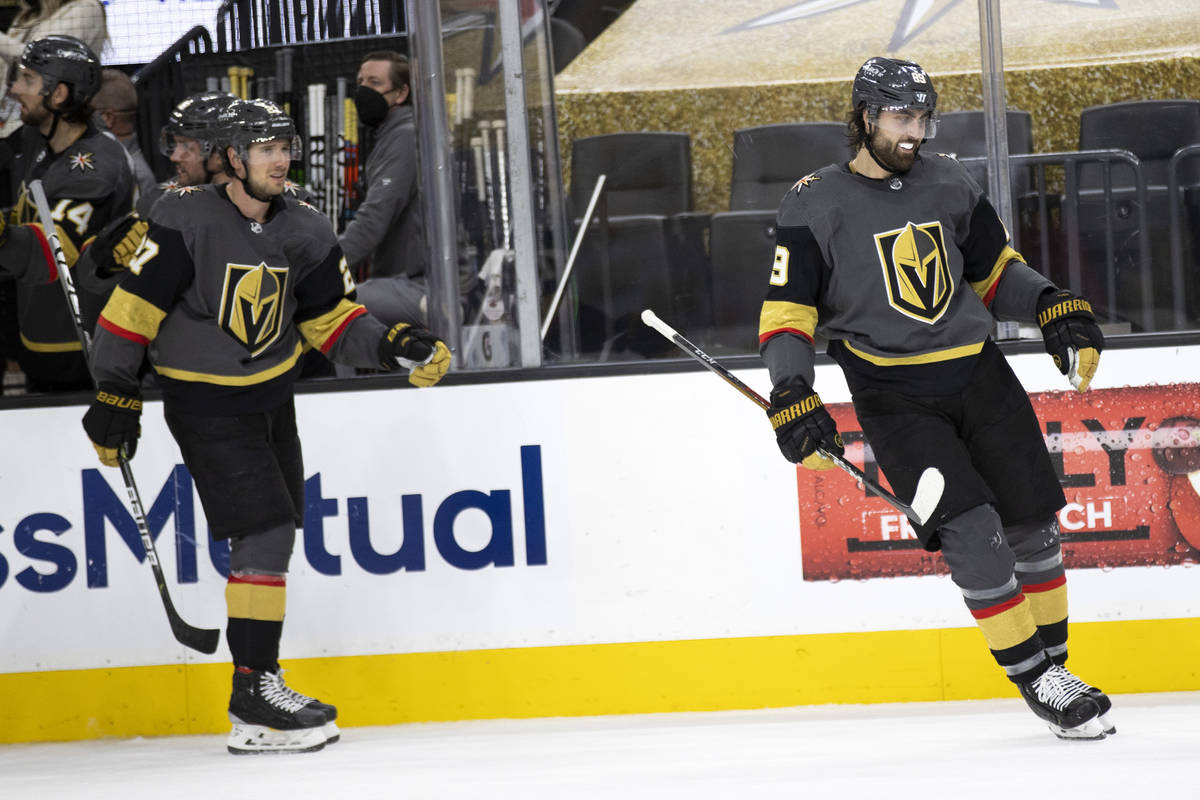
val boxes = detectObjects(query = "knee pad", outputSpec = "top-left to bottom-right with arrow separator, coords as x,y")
1006,517 -> 1063,581
229,524 -> 296,576
938,504 -> 1019,603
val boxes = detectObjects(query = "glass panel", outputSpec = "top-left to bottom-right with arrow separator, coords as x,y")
996,0 -> 1200,334
436,0 -> 568,369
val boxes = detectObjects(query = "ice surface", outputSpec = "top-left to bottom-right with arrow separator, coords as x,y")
1,693 -> 1195,799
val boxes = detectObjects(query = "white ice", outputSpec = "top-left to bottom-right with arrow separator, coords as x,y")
2,692 -> 1196,799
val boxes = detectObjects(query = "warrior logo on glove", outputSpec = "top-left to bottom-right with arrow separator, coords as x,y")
768,378 -> 844,471
1036,289 -> 1104,392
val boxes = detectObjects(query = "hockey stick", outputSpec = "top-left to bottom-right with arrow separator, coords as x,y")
641,309 -> 945,526
29,180 -> 221,654
493,119 -> 512,251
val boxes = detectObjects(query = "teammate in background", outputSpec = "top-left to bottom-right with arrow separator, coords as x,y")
91,68 -> 156,199
758,57 -> 1112,740
0,35 -> 133,392
81,98 -> 451,755
136,91 -> 239,215
341,50 -> 425,280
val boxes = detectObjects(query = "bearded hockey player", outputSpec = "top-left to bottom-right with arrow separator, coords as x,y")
136,91 -> 239,216
82,98 -> 451,754
0,35 -> 134,391
758,56 -> 1113,740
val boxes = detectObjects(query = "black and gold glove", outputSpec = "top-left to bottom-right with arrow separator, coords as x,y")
1037,289 -> 1104,392
90,212 -> 149,277
767,378 -> 843,471
379,323 -> 451,387
82,384 -> 142,467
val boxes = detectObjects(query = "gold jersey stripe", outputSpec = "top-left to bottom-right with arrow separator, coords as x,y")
102,285 -> 168,342
843,339 -> 985,366
225,581 -> 286,622
19,332 -> 83,353
759,301 -> 818,341
974,596 -> 1038,651
969,246 -> 1023,305
154,340 -> 306,385
297,298 -> 368,354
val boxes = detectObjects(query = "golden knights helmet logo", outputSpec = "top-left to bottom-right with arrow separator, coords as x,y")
218,262 -> 289,356
874,220 -> 952,323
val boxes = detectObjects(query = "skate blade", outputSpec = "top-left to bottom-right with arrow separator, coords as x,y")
227,720 -> 327,755
1047,716 -> 1108,741
1097,712 -> 1116,736
324,720 -> 341,745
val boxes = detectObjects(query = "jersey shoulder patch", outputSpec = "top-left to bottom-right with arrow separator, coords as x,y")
789,172 -> 822,194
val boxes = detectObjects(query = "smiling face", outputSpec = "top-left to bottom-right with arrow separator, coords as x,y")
241,138 -> 293,198
866,106 -> 933,173
9,67 -> 50,127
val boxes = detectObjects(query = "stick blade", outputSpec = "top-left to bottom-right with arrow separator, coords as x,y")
173,621 -> 222,654
909,467 -> 945,526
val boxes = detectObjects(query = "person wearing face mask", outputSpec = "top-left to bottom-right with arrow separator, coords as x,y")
340,50 -> 426,282
758,56 -> 1112,741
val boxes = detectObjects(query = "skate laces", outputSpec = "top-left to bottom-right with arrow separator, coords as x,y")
258,671 -> 309,713
272,670 -> 318,707
1032,664 -> 1091,711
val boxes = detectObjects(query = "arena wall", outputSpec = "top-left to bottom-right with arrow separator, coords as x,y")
2,344 -> 1198,743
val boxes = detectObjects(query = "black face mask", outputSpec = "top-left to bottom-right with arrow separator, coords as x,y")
354,85 -> 390,127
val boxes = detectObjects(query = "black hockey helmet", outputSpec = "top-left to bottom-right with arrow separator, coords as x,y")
216,98 -> 301,160
853,57 -> 939,139
160,92 -> 239,156
17,35 -> 102,117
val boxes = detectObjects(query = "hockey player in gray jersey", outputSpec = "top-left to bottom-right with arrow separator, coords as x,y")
0,35 -> 134,391
759,57 -> 1112,740
81,98 -> 451,754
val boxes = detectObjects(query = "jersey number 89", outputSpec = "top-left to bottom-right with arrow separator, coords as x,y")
770,245 -> 789,286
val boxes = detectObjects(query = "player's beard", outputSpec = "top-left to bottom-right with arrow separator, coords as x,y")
868,128 -> 920,174
19,100 -> 48,128
242,171 -> 281,204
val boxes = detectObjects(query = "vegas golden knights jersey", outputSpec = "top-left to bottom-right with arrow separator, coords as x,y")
90,184 -> 389,414
759,152 -> 1052,395
0,123 -> 135,386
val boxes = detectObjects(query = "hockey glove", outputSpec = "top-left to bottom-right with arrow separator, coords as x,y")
1036,289 -> 1104,393
379,323 -> 452,387
90,213 -> 148,277
82,384 -> 142,467
768,378 -> 843,471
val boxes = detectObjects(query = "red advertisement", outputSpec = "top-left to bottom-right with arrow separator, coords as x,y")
798,383 -> 1200,581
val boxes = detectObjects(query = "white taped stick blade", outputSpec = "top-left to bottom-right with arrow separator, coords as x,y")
910,467 -> 945,526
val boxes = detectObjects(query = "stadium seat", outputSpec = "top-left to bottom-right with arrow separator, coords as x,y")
1073,99 -> 1200,330
568,214 -> 677,359
703,210 -> 777,354
550,17 -> 586,73
933,109 -> 1034,196
569,131 -> 692,218
729,122 -> 846,211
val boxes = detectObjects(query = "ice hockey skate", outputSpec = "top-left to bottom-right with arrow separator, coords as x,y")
227,667 -> 328,754
1018,664 -> 1109,740
1055,666 -> 1116,735
272,668 -> 340,744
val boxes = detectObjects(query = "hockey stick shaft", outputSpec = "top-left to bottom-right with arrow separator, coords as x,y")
640,309 -> 941,526
29,180 -> 220,654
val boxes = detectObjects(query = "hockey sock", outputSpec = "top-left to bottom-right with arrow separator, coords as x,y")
225,572 -> 286,671
939,504 -> 1051,684
1008,518 -> 1069,664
